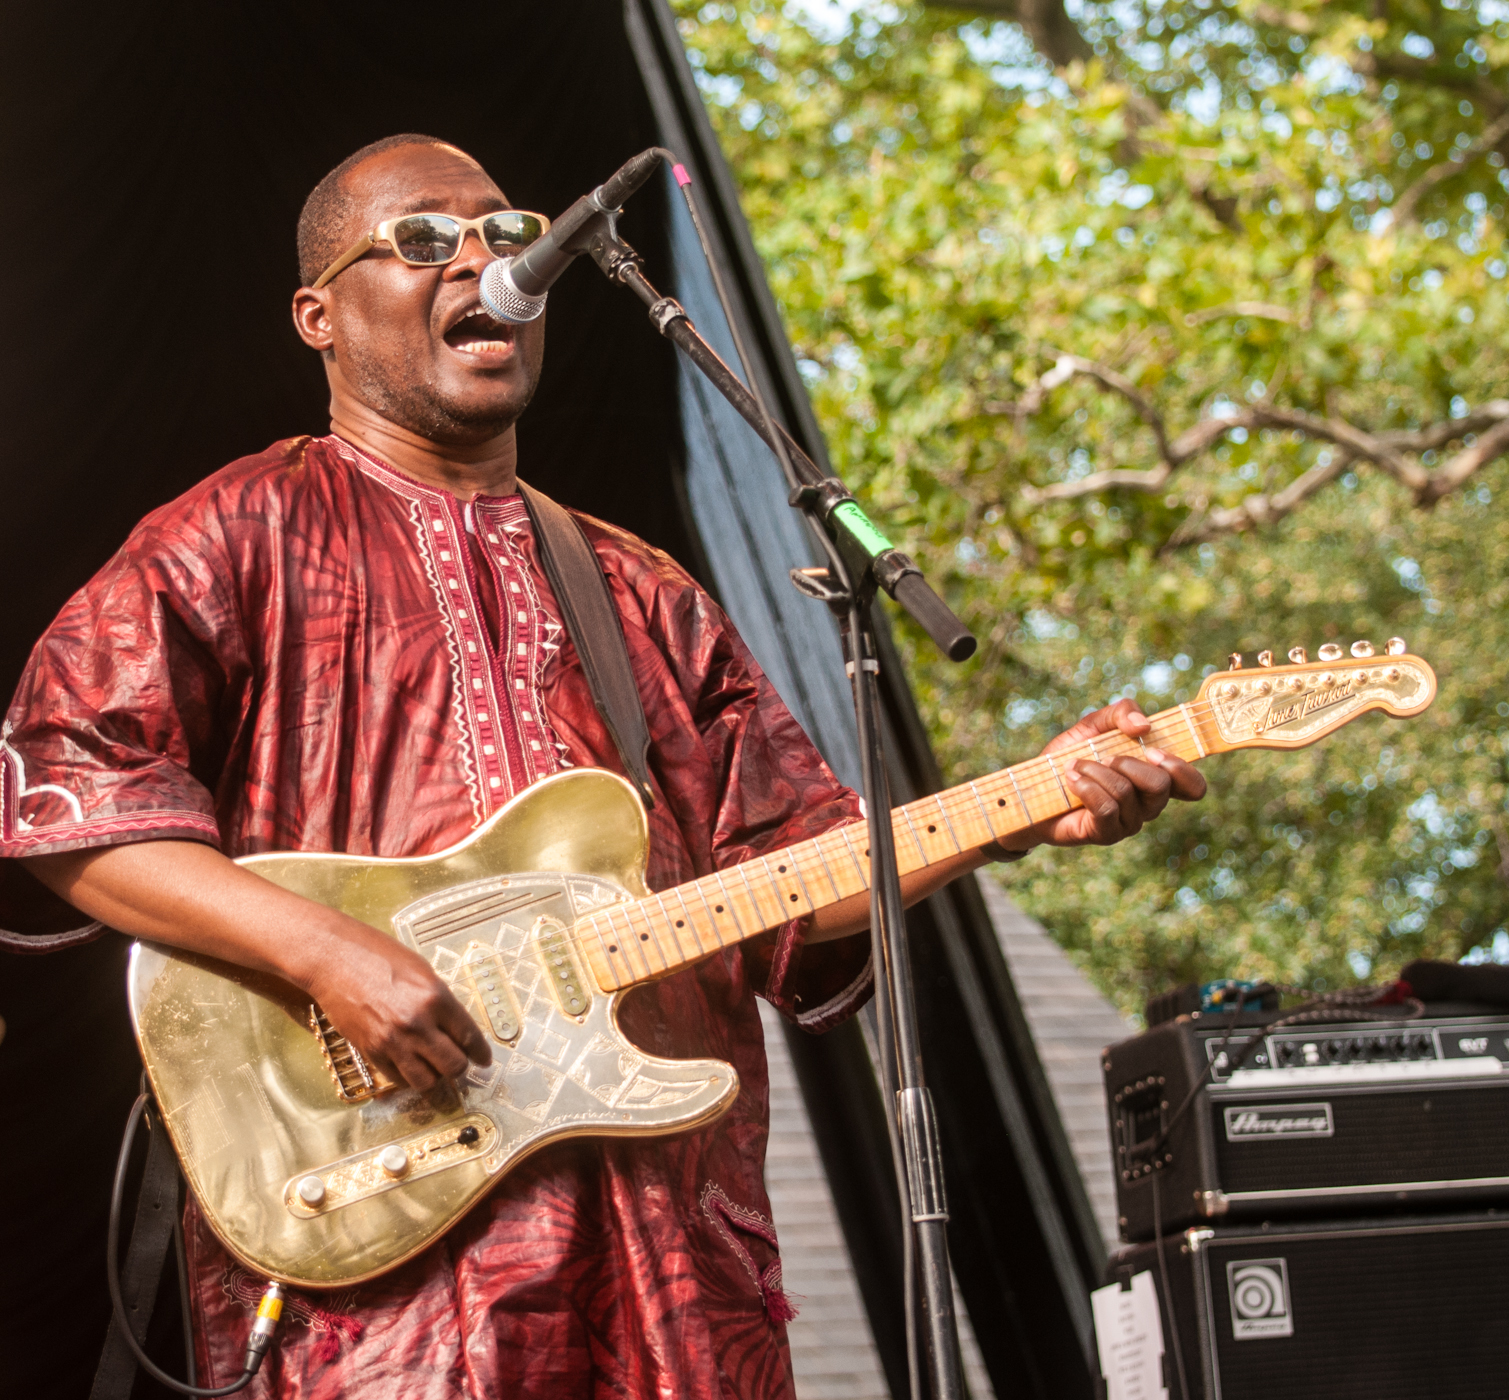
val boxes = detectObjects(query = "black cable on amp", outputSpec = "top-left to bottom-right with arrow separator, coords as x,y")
108,1091 -> 282,1396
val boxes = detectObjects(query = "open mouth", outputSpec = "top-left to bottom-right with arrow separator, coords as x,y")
443,304 -> 515,357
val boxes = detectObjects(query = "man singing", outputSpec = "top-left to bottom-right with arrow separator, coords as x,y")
0,135 -> 1203,1398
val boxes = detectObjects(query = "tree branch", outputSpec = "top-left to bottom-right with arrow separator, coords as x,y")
1171,450 -> 1355,545
1250,4 -> 1315,35
1419,416 -> 1509,503
1185,302 -> 1296,326
929,0 -> 1090,68
1002,357 -> 1509,533
1390,110 -> 1509,225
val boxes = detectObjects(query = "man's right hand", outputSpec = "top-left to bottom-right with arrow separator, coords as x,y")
22,839 -> 492,1091
305,927 -> 492,1090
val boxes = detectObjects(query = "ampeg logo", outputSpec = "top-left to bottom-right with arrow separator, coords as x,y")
1226,1259 -> 1294,1339
1223,1102 -> 1334,1141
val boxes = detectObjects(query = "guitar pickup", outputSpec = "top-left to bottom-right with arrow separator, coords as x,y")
309,1007 -> 397,1103
534,917 -> 590,1018
460,941 -> 522,1044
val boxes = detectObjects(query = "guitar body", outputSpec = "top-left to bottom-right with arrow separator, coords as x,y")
127,768 -> 739,1289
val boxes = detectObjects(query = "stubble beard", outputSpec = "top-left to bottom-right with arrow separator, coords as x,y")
339,339 -> 538,446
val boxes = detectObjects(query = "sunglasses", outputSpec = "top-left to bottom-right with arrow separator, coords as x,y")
310,210 -> 551,290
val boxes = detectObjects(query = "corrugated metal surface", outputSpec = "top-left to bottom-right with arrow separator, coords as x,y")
759,874 -> 1131,1396
761,999 -> 995,1399
974,876 -> 1130,1247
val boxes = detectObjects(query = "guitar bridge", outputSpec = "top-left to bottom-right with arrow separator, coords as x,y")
309,1007 -> 395,1102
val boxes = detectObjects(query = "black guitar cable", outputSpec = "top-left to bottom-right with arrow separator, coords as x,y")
108,1090 -> 284,1396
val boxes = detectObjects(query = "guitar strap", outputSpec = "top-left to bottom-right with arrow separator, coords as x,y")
517,482 -> 656,810
89,1098 -> 183,1400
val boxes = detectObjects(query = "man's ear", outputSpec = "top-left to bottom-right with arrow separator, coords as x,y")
292,287 -> 335,354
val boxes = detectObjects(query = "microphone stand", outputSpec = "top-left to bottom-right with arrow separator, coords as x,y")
585,218 -> 975,1400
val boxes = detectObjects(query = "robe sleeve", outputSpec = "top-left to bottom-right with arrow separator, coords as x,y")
628,547 -> 872,1034
0,509 -> 240,945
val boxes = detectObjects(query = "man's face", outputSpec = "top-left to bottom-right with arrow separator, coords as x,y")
300,144 -> 546,445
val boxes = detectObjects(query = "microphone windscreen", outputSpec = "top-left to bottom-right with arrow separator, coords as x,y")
479,259 -> 547,325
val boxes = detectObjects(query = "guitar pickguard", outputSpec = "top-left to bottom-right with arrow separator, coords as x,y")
389,874 -> 724,1164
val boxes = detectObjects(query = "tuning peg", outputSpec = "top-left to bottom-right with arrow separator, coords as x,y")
1257,650 -> 1273,667
1227,652 -> 1243,669
1288,646 -> 1307,664
1318,643 -> 1343,661
1386,637 -> 1407,656
1350,640 -> 1374,658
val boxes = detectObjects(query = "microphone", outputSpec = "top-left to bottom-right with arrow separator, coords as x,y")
480,148 -> 665,324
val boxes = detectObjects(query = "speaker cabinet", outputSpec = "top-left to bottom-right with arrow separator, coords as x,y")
1103,1211 -> 1509,1400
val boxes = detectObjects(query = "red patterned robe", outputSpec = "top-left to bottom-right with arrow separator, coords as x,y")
0,435 -> 871,1399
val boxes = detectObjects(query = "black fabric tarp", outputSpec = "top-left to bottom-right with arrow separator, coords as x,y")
0,8 -> 685,1395
0,5 -> 1106,1398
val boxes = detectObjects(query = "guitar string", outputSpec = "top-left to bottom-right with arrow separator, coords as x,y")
539,715 -> 1185,979
548,688 -> 1373,982
495,681 -> 1395,985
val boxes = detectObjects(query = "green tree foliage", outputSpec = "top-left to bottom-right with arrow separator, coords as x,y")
675,0 -> 1509,1015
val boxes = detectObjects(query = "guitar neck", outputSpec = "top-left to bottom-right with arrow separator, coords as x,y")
577,700 -> 1215,994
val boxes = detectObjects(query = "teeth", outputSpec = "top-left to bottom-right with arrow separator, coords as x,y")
449,305 -> 510,351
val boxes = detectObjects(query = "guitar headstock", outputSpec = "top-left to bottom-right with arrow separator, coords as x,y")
1194,638 -> 1436,752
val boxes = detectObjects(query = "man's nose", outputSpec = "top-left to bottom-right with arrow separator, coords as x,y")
442,229 -> 494,281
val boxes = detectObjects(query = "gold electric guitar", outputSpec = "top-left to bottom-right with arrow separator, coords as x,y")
127,643 -> 1436,1288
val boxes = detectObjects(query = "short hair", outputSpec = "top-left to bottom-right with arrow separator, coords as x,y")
297,133 -> 459,287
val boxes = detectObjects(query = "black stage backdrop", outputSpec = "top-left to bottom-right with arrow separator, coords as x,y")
0,4 -> 1104,1397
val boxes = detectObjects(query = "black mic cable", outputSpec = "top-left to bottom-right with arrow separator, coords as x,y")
107,1090 -> 282,1396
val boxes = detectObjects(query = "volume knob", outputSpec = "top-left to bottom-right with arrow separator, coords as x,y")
379,1144 -> 410,1178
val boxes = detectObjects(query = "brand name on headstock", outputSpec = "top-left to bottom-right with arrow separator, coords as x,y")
1254,682 -> 1352,734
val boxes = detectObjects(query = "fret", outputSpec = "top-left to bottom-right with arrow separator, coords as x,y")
766,852 -> 812,916
711,870 -> 749,939
810,833 -> 845,902
659,884 -> 695,960
967,780 -> 999,843
736,861 -> 775,927
691,877 -> 732,947
579,912 -> 614,989
760,853 -> 795,917
786,849 -> 819,913
899,805 -> 929,865
602,906 -> 639,985
1007,767 -> 1034,825
1178,704 -> 1207,758
1087,735 -> 1103,761
1044,754 -> 1072,807
838,825 -> 870,886
933,794 -> 965,853
621,900 -> 661,979
654,889 -> 692,964
584,909 -> 616,972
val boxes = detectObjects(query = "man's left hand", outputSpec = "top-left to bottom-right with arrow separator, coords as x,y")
996,698 -> 1207,853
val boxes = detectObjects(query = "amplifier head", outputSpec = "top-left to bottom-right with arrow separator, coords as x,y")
1105,1012 -> 1509,1241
